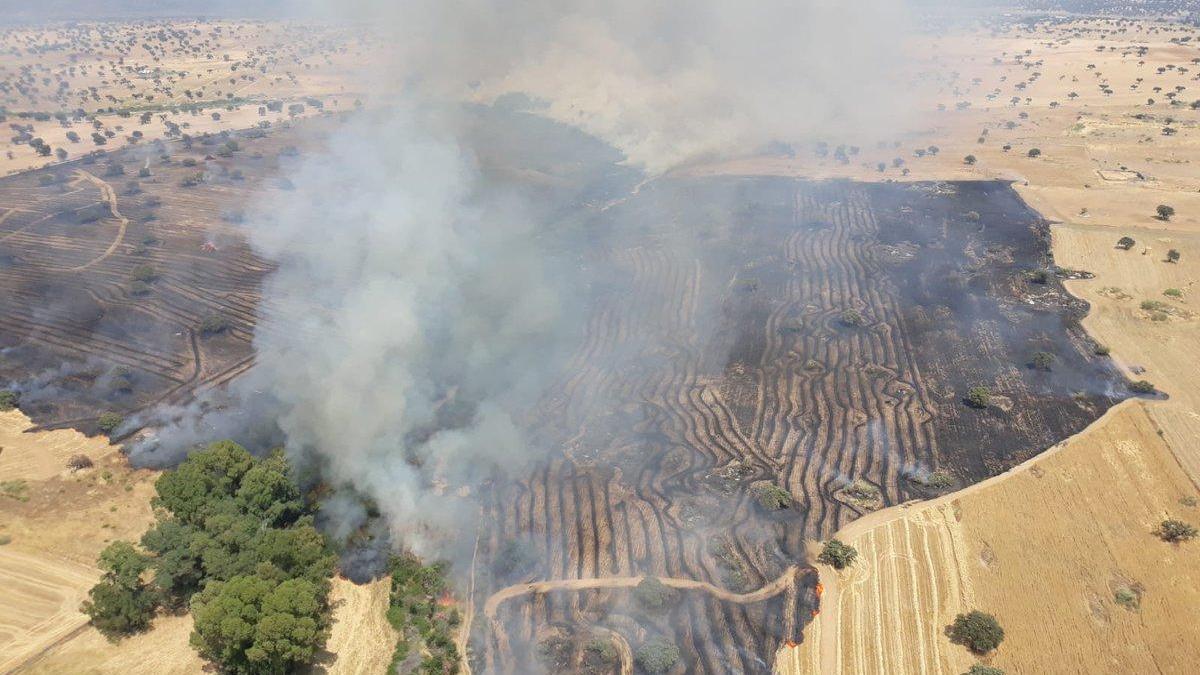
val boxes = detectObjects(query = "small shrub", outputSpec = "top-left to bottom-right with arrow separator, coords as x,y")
966,386 -> 991,408
750,481 -> 793,511
840,309 -> 865,327
1030,351 -> 1055,371
1158,518 -> 1198,543
949,610 -> 1005,653
635,638 -> 681,674
963,666 -> 1005,675
130,265 -> 158,283
1027,148 -> 1041,158
199,314 -> 230,336
67,454 -> 94,471
97,413 -> 124,434
1164,288 -> 1183,299
0,534 -> 11,545
963,155 -> 977,165
582,638 -> 619,673
1093,344 -> 1111,356
818,539 -> 858,569
634,576 -> 679,613
0,390 -> 18,411
1166,248 -> 1180,263
1129,380 -> 1156,394
1114,584 -> 1142,610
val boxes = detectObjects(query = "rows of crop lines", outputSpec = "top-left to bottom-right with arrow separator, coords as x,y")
0,132 -> 298,426
771,184 -> 942,548
476,179 -> 938,673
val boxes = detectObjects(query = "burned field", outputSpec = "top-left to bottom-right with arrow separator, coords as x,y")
0,105 -> 1128,674
478,176 -> 1126,673
0,123 -> 320,432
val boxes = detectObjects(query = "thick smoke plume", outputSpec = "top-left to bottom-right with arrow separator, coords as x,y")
136,0 -> 922,557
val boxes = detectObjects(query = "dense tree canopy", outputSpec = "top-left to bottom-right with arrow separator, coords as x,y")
83,441 -> 335,674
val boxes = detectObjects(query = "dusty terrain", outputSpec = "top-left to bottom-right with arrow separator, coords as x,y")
3,9 -> 1200,675
779,400 -> 1200,675
1,20 -> 369,175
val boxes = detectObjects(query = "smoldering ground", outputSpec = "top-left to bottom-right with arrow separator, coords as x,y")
129,0 -> 928,565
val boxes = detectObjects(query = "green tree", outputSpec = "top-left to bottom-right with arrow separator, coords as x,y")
818,539 -> 859,569
0,390 -> 18,411
966,386 -> 991,409
1116,236 -> 1136,250
635,638 -> 681,674
140,519 -> 205,605
633,577 -> 680,613
963,155 -> 977,165
81,542 -> 158,639
1027,148 -> 1041,158
1156,204 -> 1175,221
963,665 -> 1005,675
950,611 -> 1005,653
1166,248 -> 1181,263
153,440 -> 255,526
1030,351 -> 1054,371
98,412 -> 124,434
190,575 -> 328,675
1158,518 -> 1198,543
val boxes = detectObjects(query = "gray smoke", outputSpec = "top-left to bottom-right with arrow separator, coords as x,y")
134,0 -> 925,556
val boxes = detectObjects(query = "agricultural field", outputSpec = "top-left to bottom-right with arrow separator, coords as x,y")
2,4 -> 1200,675
0,117 -> 341,435
780,400 -> 1200,675
475,175 -> 1125,673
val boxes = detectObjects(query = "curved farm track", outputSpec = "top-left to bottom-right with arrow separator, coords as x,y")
473,178 -> 1124,673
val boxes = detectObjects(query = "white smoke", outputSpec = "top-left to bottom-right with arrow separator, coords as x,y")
137,0 -> 925,555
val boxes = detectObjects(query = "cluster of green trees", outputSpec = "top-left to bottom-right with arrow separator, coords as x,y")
385,553 -> 461,674
81,441 -> 335,675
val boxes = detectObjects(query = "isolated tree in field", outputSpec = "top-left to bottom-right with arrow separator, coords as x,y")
964,154 -> 977,165
1166,249 -> 1181,263
1030,351 -> 1055,371
1027,148 -> 1041,158
1158,518 -> 1198,543
965,386 -> 991,408
80,541 -> 158,639
1156,204 -> 1175,221
950,610 -> 1005,653
635,638 -> 681,674
818,539 -> 858,569
1117,236 -> 1136,250
633,577 -> 679,613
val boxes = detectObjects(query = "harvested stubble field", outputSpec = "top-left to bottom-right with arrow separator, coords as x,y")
778,399 -> 1200,675
476,175 -> 1126,673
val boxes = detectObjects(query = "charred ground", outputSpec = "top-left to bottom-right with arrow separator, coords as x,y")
0,108 -> 1127,674
477,175 -> 1126,674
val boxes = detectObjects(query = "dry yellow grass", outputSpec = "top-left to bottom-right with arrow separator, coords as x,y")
778,400 -> 1200,675
310,577 -> 400,675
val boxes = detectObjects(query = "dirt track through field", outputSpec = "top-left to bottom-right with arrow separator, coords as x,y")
43,171 -> 128,273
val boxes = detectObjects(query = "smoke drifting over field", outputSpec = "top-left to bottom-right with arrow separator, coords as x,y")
136,0 -> 923,557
